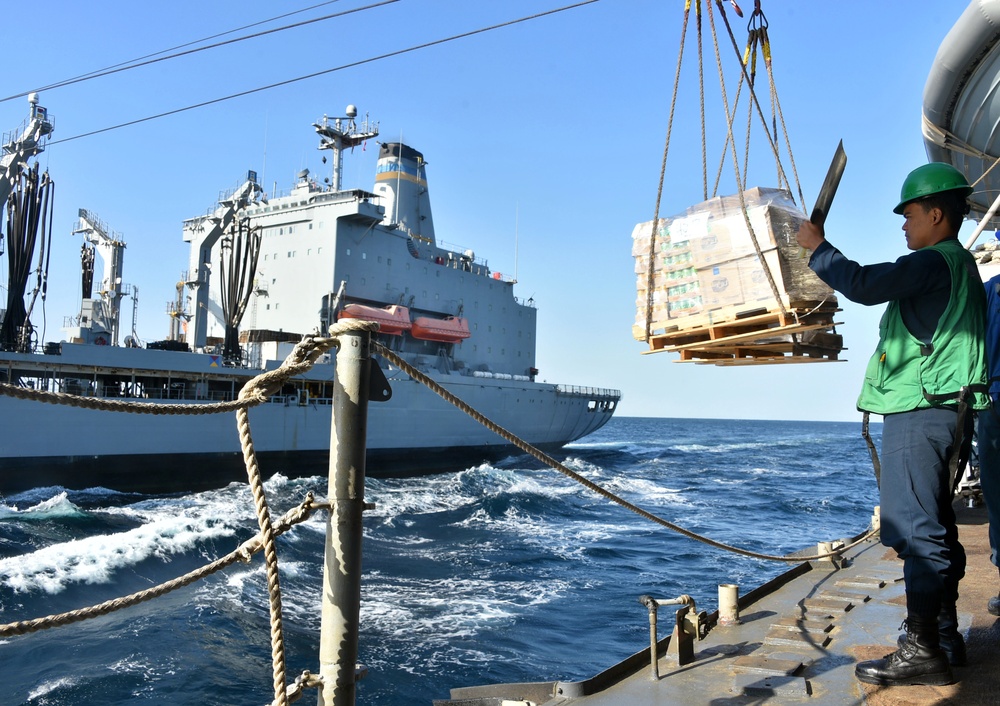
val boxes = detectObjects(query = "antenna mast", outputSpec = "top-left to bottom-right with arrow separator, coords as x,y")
314,105 -> 379,191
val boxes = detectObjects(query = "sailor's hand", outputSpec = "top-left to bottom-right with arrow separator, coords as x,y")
796,221 -> 826,251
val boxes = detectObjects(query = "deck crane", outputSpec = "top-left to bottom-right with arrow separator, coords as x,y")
181,172 -> 263,351
0,94 -> 53,210
69,209 -> 127,346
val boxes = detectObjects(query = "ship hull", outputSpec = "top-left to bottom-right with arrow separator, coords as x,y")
0,358 -> 616,493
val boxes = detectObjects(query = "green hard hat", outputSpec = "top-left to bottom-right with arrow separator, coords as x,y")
893,162 -> 972,214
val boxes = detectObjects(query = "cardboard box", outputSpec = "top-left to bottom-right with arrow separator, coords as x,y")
632,187 -> 836,339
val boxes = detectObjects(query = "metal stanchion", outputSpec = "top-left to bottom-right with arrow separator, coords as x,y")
318,329 -> 371,706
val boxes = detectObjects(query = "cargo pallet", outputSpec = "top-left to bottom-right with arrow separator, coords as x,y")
642,301 -> 845,365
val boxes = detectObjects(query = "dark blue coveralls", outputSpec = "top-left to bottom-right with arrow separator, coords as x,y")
977,274 -> 1000,572
809,240 -> 966,619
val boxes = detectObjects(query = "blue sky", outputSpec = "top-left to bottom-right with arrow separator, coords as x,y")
0,0 -> 981,422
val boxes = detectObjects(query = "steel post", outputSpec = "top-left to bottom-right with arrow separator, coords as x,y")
318,329 -> 371,706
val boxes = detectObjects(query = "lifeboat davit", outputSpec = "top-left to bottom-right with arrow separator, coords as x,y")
411,316 -> 471,343
338,304 -> 412,335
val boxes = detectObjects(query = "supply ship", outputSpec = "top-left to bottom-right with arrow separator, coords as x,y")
0,104 -> 620,493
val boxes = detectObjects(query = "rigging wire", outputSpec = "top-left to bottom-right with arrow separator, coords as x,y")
47,1 -> 601,146
0,0 -> 399,103
1,1 -> 400,105
1,0 -> 350,104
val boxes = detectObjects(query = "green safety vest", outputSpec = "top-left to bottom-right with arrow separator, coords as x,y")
857,238 -> 989,414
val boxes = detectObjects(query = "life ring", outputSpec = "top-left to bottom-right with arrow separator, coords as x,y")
94,336 -> 108,346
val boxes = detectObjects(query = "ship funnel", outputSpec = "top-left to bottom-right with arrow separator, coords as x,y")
374,142 -> 436,245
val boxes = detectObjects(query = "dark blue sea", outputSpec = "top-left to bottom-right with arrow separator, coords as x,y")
0,417 -> 880,705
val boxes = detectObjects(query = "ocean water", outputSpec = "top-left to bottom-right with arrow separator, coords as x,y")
0,417 -> 880,705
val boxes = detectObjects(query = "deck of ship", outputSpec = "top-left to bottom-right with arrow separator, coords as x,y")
439,500 -> 1000,705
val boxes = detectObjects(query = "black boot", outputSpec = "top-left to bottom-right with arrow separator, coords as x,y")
895,605 -> 967,666
855,616 -> 954,686
937,604 -> 966,667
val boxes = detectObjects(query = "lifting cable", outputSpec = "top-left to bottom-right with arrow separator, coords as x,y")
643,0 -> 808,342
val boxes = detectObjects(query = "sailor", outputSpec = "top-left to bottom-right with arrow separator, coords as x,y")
797,162 -> 988,687
977,273 -> 1000,619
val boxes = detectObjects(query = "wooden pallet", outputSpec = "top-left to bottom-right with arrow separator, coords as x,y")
642,304 -> 845,365
673,340 -> 846,365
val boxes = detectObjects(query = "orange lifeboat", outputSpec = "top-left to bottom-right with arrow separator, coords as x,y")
411,316 -> 471,343
338,304 -> 412,336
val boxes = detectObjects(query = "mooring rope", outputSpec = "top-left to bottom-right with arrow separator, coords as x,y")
231,321 -> 374,706
0,380 -> 265,414
373,341 -> 874,562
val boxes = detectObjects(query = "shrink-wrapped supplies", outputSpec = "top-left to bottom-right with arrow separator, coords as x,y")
632,187 -> 836,341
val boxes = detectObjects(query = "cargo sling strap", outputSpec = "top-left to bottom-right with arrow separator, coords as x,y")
861,384 -> 988,494
641,0 -> 805,342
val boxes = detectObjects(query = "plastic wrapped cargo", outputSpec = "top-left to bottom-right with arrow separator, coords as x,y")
632,187 -> 836,340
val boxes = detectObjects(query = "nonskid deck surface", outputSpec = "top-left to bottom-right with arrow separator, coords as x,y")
440,501 -> 1000,705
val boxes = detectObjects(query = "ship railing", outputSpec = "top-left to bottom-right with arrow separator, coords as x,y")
555,384 -> 622,400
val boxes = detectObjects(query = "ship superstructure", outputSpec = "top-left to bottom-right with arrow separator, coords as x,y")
0,103 -> 620,493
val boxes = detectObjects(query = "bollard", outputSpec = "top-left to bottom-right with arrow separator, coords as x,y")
718,584 -> 740,626
317,329 -> 372,706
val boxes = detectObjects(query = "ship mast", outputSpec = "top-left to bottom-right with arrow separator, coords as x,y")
314,105 -> 379,191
